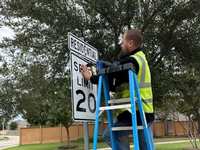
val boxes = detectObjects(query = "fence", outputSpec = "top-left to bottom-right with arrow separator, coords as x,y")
20,123 -> 94,145
20,121 -> 195,145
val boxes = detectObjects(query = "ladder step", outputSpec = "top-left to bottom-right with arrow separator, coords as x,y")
112,126 -> 144,131
108,97 -> 137,104
99,104 -> 131,111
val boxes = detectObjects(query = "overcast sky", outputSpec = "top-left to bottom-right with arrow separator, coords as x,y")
0,26 -> 15,41
0,26 -> 15,63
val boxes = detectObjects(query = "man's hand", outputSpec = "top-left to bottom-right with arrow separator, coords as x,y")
80,64 -> 92,80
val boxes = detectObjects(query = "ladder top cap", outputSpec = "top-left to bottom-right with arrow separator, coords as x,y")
97,63 -> 136,75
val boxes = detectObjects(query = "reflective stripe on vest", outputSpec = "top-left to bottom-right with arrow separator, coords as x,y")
114,51 -> 153,116
130,51 -> 153,113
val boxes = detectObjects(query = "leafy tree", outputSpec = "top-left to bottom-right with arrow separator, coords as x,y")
0,77 -> 16,122
47,75 -> 72,143
0,0 -> 200,145
9,121 -> 17,130
176,69 -> 200,131
15,63 -> 51,125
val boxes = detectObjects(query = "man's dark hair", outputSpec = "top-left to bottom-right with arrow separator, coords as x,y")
125,29 -> 143,47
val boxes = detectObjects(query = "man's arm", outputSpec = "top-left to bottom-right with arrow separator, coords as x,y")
81,57 -> 139,91
105,57 -> 139,91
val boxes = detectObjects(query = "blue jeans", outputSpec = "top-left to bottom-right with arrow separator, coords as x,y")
102,118 -> 153,150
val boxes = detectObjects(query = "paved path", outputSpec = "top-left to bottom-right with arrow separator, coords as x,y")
0,136 -> 19,150
96,140 -> 190,150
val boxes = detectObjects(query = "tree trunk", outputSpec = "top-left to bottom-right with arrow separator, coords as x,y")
164,120 -> 168,136
191,120 -> 198,148
65,126 -> 70,145
197,118 -> 200,149
197,118 -> 200,135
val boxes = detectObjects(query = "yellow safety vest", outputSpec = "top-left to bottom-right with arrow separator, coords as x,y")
116,51 -> 154,115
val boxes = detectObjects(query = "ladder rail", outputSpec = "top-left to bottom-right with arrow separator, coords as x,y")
133,73 -> 154,150
129,69 -> 140,150
103,76 -> 117,150
93,75 -> 103,150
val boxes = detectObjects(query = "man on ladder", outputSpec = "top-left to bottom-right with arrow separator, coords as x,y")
81,29 -> 154,150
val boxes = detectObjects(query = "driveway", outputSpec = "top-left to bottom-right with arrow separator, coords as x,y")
0,136 -> 19,150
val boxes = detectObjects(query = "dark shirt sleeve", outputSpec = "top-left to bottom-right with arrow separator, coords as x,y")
107,57 -> 139,91
118,57 -> 139,73
90,75 -> 98,84
90,57 -> 139,91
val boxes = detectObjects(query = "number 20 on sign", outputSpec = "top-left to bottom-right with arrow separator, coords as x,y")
71,54 -> 97,121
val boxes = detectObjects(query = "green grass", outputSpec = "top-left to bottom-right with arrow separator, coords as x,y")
5,140 -> 107,150
156,142 -> 192,150
5,138 -> 193,150
154,137 -> 188,142
5,143 -> 61,150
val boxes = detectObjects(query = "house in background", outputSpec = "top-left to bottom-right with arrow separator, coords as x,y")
6,115 -> 30,135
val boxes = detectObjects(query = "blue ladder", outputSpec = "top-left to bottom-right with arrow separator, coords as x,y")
93,61 -> 154,150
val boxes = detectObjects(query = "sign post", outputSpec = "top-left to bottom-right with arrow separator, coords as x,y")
68,33 -> 98,150
83,121 -> 89,150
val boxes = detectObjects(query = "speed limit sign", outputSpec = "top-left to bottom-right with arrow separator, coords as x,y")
68,33 -> 98,121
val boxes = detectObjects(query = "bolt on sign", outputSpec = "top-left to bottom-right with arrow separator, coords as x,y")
68,33 -> 98,121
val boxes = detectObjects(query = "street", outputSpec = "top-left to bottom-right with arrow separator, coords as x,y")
0,136 -> 19,150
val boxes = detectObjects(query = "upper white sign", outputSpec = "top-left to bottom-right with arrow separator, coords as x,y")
68,33 -> 98,62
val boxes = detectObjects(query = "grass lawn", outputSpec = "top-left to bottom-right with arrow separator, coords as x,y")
5,140 -> 107,150
5,138 -> 193,150
5,142 -> 192,150
5,143 -> 61,150
156,142 -> 191,150
154,137 -> 188,142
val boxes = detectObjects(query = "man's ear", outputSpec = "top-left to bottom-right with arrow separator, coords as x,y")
130,40 -> 135,47
128,40 -> 135,48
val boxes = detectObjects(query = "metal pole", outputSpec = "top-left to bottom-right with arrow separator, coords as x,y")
83,121 -> 89,150
138,0 -> 142,18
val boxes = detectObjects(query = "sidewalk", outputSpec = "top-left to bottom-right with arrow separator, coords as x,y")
0,136 -> 19,150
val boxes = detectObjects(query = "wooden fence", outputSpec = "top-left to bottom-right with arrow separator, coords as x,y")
20,121 -> 195,145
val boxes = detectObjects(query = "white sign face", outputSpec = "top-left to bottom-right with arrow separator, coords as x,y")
68,33 -> 98,121
68,33 -> 98,62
